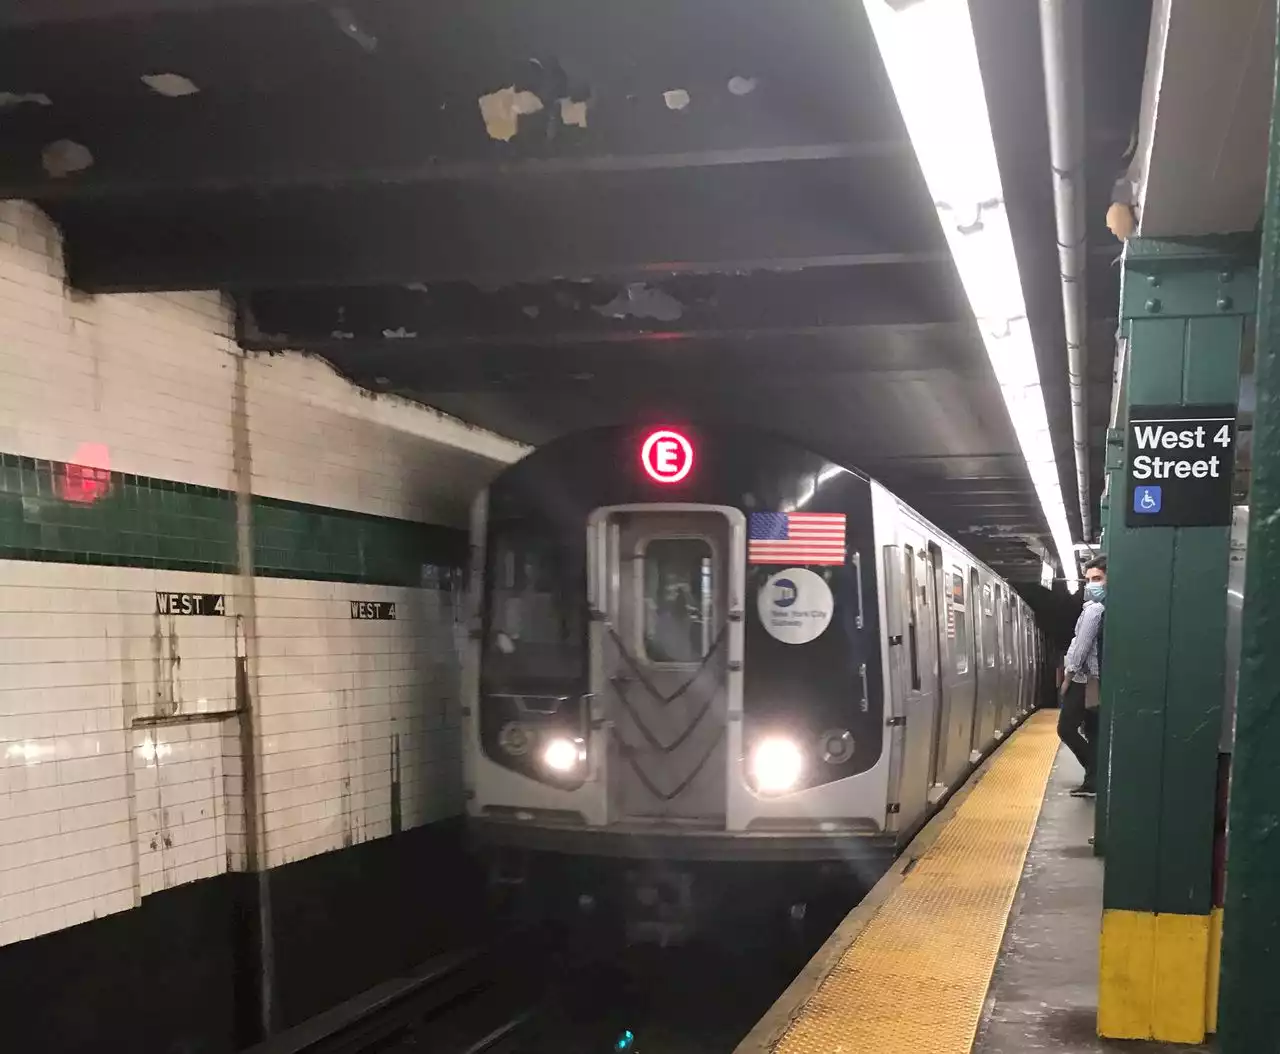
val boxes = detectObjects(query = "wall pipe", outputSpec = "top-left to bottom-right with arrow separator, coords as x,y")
1039,0 -> 1093,542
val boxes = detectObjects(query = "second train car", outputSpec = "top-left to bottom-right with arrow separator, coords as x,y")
462,423 -> 1046,942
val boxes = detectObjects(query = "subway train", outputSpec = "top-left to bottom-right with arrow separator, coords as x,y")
461,423 -> 1048,943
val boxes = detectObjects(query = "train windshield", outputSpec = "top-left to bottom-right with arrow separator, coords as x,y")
483,521 -> 586,686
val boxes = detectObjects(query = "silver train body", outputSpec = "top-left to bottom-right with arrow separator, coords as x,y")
459,424 -> 1047,934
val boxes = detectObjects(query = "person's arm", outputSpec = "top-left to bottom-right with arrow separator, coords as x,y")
1063,605 -> 1103,681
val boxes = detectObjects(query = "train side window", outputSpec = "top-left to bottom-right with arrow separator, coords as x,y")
981,582 -> 997,668
952,569 -> 969,675
904,545 -> 921,691
642,537 -> 714,664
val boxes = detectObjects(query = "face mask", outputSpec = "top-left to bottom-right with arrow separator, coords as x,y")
1085,582 -> 1106,602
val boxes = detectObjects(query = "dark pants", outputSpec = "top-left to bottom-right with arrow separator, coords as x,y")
1057,680 -> 1098,784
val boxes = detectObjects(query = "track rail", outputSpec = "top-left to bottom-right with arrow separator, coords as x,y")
242,942 -> 541,1054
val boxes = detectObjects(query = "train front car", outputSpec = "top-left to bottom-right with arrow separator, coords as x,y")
461,422 -> 1036,943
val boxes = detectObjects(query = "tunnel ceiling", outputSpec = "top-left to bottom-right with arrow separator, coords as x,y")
0,0 -> 1150,581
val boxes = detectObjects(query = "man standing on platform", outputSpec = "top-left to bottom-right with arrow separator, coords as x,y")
1058,555 -> 1106,797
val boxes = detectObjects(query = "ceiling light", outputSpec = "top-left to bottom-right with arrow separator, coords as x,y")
863,0 -> 1079,592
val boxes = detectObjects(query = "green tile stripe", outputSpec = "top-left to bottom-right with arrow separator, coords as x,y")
0,453 -> 464,587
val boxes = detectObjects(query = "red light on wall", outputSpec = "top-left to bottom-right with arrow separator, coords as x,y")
58,443 -> 112,504
640,429 -> 693,484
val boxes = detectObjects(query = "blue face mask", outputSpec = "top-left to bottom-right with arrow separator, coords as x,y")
1085,582 -> 1106,602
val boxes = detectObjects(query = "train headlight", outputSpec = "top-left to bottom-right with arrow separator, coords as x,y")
542,736 -> 586,774
750,737 -> 804,794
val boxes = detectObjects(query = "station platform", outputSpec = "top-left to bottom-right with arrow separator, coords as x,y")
736,711 -> 1215,1054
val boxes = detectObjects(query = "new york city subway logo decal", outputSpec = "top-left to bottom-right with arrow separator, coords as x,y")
757,568 -> 834,645
640,429 -> 694,484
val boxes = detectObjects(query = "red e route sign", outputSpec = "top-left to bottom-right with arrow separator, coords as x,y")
640,429 -> 694,484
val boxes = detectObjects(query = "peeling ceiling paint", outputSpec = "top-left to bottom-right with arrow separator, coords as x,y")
478,86 -> 544,142
41,139 -> 93,178
663,89 -> 691,111
559,97 -> 588,129
330,5 -> 377,52
141,73 -> 199,97
0,91 -> 51,108
593,283 -> 683,322
728,76 -> 758,96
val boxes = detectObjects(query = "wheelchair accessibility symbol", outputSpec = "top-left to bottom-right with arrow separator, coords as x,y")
1133,486 -> 1162,514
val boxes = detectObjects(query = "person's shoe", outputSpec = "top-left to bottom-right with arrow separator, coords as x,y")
1070,782 -> 1097,798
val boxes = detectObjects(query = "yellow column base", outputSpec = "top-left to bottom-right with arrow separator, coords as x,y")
1098,908 -> 1220,1044
1205,906 -> 1223,1034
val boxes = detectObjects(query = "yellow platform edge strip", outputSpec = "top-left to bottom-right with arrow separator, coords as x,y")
1098,907 -> 1217,1044
772,711 -> 1060,1054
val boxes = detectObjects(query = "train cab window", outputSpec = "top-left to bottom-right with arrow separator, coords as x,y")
952,569 -> 970,675
485,525 -> 585,683
642,538 -> 714,664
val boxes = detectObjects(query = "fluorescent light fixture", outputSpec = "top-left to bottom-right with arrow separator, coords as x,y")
863,0 -> 1079,593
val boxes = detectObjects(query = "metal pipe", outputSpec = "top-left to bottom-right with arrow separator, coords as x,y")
1039,0 -> 1093,542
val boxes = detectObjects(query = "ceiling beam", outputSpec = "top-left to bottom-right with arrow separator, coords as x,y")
238,266 -> 975,351
0,0 -> 303,24
0,129 -> 906,201
299,333 -> 985,395
50,156 -> 945,291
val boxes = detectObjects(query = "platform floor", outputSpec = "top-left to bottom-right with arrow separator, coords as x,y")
972,749 -> 1214,1054
736,712 -> 1218,1054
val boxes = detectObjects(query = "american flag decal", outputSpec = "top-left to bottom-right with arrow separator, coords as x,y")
748,512 -> 847,565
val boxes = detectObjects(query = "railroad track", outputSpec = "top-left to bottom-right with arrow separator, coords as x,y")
241,915 -> 819,1054
243,940 -> 546,1054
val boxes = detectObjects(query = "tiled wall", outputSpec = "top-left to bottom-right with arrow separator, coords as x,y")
0,452 -> 462,584
0,201 -> 523,948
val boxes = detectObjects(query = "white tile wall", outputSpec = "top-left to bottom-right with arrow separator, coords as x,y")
251,577 -> 464,867
0,201 -> 525,515
0,562 -> 241,945
245,354 -> 524,525
0,201 -> 517,948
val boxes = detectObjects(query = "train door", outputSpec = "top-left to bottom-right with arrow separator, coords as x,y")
993,585 -> 1011,734
884,534 -> 941,830
1017,606 -> 1030,717
924,543 -> 955,800
1029,614 -> 1039,712
589,506 -> 739,827
971,573 -> 999,755
937,562 -> 976,787
1005,593 -> 1018,728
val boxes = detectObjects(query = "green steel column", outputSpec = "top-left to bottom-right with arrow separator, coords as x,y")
1093,424 -> 1126,858
1219,10 -> 1280,1046
1098,239 -> 1253,1044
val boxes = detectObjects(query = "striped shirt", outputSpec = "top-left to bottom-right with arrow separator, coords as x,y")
1064,600 -> 1104,683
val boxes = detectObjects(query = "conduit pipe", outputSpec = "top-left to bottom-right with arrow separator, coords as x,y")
1039,0 -> 1093,542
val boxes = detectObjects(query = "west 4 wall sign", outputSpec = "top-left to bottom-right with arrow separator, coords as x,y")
1125,403 -> 1238,528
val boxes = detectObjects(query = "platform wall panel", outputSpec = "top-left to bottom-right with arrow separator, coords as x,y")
0,201 -> 510,957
